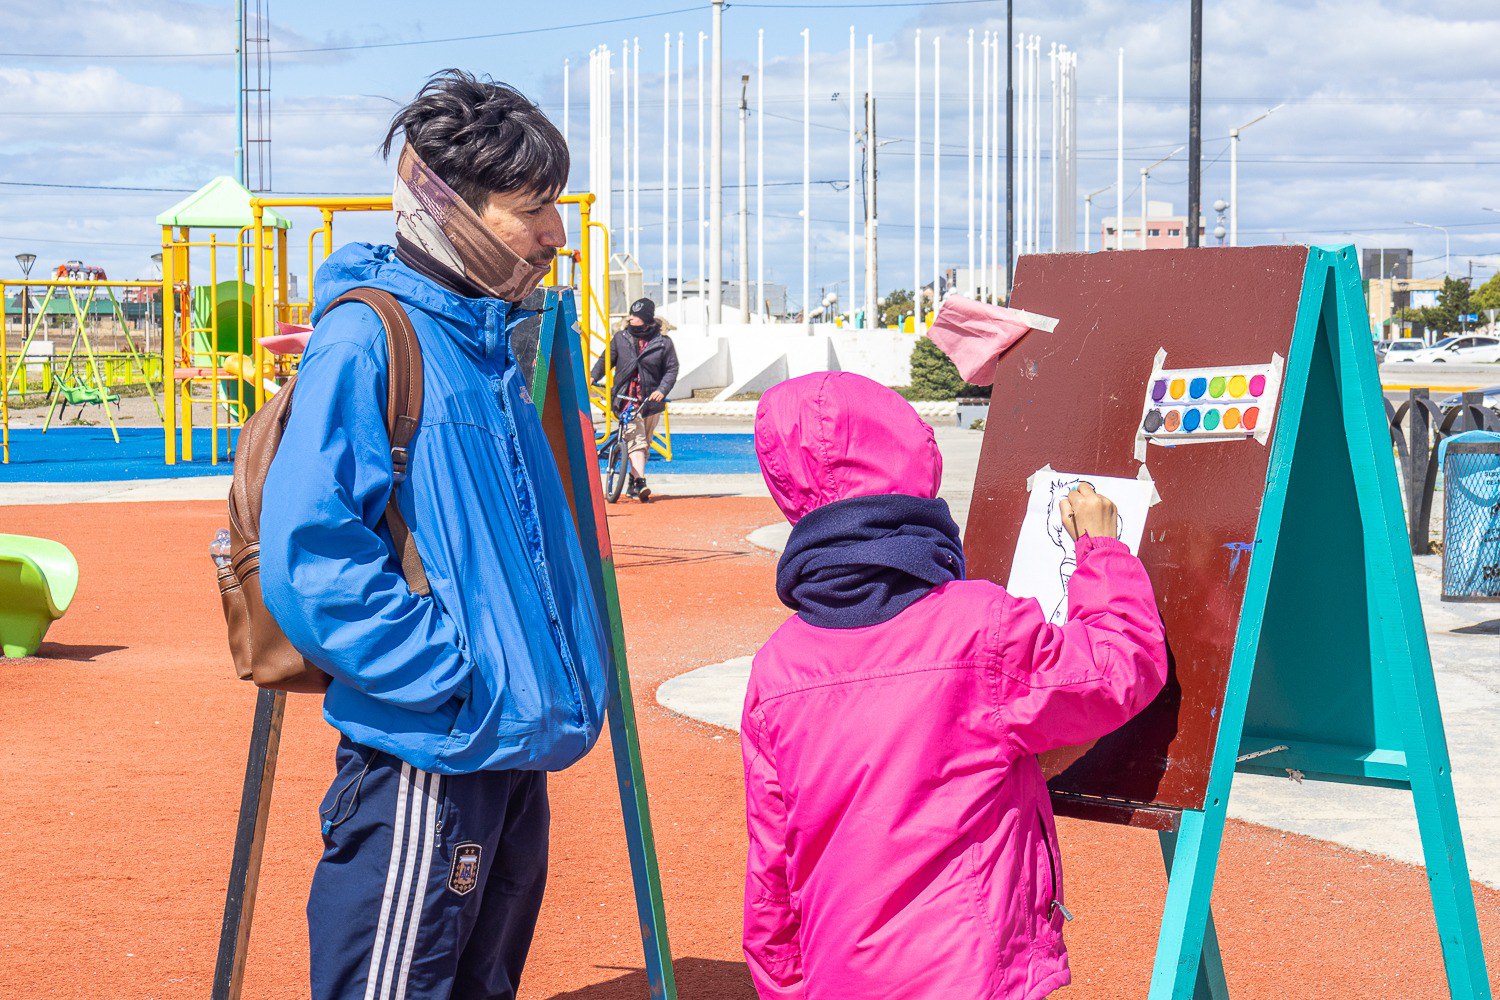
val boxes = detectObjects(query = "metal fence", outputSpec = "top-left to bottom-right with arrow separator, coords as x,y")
5,352 -> 165,398
1387,388 -> 1500,554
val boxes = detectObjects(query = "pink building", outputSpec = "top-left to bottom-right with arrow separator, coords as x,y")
1101,201 -> 1206,250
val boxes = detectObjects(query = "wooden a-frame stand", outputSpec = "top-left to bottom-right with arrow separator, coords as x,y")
1149,247 -> 1489,998
211,287 -> 675,999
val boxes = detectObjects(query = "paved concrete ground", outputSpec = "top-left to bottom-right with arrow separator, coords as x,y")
660,411 -> 1500,890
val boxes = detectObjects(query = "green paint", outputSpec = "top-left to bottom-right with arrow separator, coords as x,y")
1147,248 -> 1490,999
1209,375 -> 1226,398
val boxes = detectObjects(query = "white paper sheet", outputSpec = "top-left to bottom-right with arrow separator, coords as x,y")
1006,468 -> 1155,624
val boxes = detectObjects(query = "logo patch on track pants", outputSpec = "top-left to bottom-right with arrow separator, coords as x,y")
448,843 -> 483,895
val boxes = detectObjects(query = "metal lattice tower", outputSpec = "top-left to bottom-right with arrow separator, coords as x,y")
241,0 -> 272,191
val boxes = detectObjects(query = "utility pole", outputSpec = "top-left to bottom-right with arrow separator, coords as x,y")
1229,104 -> 1282,246
709,0 -> 724,323
1187,0 -> 1203,248
738,74 -> 750,323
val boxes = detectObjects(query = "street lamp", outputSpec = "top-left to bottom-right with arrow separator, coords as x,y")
1229,104 -> 1282,247
15,253 -> 37,351
1407,221 -> 1451,277
1140,146 -> 1185,250
1084,184 -> 1113,253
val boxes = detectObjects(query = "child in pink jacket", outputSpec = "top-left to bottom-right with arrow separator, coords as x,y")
743,372 -> 1167,1000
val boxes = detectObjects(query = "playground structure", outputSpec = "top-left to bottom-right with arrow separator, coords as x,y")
3,178 -> 669,468
0,263 -> 163,457
158,187 -> 668,465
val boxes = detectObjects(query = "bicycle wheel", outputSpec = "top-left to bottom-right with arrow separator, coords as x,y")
604,438 -> 629,503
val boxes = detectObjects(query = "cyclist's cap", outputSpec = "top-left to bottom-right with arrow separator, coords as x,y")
629,298 -> 656,321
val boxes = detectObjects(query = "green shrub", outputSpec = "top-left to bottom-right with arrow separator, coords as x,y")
908,336 -> 992,401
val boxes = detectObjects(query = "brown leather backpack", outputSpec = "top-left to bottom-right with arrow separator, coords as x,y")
216,287 -> 430,693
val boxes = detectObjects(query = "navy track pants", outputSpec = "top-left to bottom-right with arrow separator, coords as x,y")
308,736 -> 549,1000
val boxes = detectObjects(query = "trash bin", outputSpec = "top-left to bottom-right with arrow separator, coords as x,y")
1439,431 -> 1500,602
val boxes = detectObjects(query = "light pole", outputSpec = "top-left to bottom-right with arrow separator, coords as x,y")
1083,184 -> 1111,253
1407,220 -> 1451,277
738,73 -> 750,323
1229,104 -> 1282,246
15,253 -> 36,359
1140,146 -> 1185,250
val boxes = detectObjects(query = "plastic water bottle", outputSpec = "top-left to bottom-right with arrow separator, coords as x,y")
211,528 -> 232,569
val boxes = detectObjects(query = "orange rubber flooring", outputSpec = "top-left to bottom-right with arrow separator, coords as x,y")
0,494 -> 1496,998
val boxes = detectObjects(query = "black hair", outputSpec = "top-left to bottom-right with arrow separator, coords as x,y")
382,69 -> 570,213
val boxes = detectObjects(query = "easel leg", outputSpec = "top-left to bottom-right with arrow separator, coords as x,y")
1150,808 -> 1231,1000
1160,824 -> 1230,1000
211,689 -> 286,1000
1390,663 -> 1492,997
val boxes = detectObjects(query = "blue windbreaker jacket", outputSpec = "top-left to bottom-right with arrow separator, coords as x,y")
259,243 -> 609,775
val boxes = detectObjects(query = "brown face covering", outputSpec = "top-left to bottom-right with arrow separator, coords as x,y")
393,144 -> 553,302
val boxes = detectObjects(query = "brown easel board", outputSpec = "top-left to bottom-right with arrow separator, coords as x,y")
965,245 -> 1310,825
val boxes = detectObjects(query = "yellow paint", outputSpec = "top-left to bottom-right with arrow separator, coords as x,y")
1169,378 -> 1187,400
1228,374 -> 1249,398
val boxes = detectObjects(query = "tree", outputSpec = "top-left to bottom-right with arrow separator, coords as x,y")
909,336 -> 992,400
1472,272 -> 1500,321
878,288 -> 914,328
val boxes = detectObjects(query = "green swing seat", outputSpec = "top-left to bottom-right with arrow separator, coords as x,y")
0,534 -> 80,657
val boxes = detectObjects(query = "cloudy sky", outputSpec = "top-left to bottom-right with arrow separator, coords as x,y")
2,0 -> 1498,298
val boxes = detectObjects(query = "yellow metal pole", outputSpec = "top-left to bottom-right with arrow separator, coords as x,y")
252,206 -> 268,412
2,280 -> 10,464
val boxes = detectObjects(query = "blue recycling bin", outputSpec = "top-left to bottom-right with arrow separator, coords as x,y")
1439,431 -> 1500,602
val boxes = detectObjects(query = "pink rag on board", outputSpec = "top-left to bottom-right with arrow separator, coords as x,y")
926,295 -> 1035,386
258,322 -> 313,356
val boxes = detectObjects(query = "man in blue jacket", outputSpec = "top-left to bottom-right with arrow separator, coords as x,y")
259,70 -> 610,1000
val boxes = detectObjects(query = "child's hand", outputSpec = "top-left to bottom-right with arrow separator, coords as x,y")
1059,482 -> 1120,541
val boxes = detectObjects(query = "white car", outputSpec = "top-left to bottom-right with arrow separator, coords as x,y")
1380,339 -> 1427,361
1394,335 -> 1500,364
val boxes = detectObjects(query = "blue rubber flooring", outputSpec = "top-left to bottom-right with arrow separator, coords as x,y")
0,427 -> 758,482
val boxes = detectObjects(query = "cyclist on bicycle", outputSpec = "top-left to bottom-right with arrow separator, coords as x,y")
591,297 -> 678,502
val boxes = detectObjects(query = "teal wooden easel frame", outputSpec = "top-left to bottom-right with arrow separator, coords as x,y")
1147,246 -> 1490,998
528,287 -> 677,1000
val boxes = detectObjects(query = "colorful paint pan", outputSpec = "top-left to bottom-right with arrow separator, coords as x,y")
1164,410 -> 1182,432
1249,374 -> 1266,397
1169,378 -> 1187,400
1203,408 -> 1221,431
1152,380 -> 1168,402
1143,409 -> 1165,433
1228,374 -> 1248,398
1183,408 -> 1201,432
1209,375 -> 1227,398
1242,406 -> 1260,431
1223,407 -> 1242,430
1189,377 -> 1207,400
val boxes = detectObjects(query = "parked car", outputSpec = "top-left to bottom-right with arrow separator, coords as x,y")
1393,335 -> 1500,363
1378,339 -> 1427,361
1437,385 -> 1500,423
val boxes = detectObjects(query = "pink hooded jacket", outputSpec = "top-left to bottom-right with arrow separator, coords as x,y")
743,372 -> 1168,999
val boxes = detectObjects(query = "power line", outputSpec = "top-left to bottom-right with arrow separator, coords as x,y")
0,6 -> 704,59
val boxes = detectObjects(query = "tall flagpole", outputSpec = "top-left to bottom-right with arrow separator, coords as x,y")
757,29 -> 766,320
1049,43 -> 1058,253
849,25 -> 857,322
1004,0 -> 1013,293
676,33 -> 685,310
633,38 -> 642,259
966,30 -> 975,297
1116,48 -> 1125,251
710,0 -> 724,322
864,34 -> 877,325
979,32 -> 990,300
913,29 -> 922,328
562,59 -> 570,195
621,41 -> 630,257
697,31 -> 706,306
932,34 -> 941,310
662,33 -> 671,301
802,27 -> 811,325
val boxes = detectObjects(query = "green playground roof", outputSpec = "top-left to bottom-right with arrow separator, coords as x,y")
155,176 -> 291,230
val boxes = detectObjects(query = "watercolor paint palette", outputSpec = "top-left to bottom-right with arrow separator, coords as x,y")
1135,351 -> 1284,457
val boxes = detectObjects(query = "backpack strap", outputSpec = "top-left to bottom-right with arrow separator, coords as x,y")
326,287 -> 431,598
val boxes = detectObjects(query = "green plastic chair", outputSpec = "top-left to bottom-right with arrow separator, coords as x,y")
55,374 -> 120,422
0,534 -> 80,657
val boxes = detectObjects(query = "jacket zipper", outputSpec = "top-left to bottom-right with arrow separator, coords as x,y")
1038,809 -> 1074,923
491,373 -> 589,733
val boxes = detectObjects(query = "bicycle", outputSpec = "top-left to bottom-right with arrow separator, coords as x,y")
597,394 -> 640,504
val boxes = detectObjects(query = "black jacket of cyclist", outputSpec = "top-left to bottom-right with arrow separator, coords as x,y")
591,297 -> 679,417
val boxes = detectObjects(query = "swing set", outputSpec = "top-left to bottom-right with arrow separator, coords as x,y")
0,262 -> 162,454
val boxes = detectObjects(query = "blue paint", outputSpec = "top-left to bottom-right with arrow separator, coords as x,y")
1222,540 -> 1261,579
1183,408 -> 1202,432
1189,377 -> 1208,399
